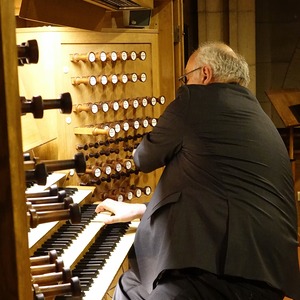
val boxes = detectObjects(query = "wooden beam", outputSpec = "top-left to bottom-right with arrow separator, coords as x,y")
0,0 -> 32,299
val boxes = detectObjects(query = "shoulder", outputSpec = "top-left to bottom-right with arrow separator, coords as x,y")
174,85 -> 206,104
173,83 -> 253,107
177,84 -> 207,95
177,83 -> 225,97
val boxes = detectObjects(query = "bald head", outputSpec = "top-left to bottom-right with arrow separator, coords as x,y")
217,42 -> 236,55
188,41 -> 250,87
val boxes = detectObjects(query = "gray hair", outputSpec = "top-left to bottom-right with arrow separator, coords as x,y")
195,41 -> 250,87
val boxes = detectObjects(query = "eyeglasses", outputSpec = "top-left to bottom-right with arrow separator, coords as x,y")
178,66 -> 202,85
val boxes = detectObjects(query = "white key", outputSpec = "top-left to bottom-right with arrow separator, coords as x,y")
83,221 -> 139,300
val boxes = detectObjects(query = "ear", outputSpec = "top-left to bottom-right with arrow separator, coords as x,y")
201,65 -> 213,85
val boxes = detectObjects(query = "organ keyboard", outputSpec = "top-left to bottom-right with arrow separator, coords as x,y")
27,173 -> 139,299
81,220 -> 138,300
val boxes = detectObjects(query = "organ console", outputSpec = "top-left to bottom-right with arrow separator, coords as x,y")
2,1 -> 181,299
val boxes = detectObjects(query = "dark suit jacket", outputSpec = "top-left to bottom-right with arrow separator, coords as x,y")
133,83 -> 300,298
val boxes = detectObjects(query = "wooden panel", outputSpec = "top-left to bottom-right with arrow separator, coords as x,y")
21,113 -> 57,152
0,0 -> 32,298
173,0 -> 185,90
19,0 -> 107,31
17,30 -> 62,152
154,0 -> 176,97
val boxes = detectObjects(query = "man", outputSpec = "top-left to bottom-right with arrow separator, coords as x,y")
95,41 -> 300,299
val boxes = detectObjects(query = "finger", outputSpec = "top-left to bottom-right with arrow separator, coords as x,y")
95,203 -> 106,213
95,198 -> 115,213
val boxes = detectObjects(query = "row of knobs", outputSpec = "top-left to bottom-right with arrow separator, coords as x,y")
96,185 -> 151,202
74,117 -> 157,138
70,50 -> 146,63
73,95 -> 165,113
71,72 -> 147,86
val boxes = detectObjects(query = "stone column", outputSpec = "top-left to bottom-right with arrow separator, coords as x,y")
197,0 -> 256,93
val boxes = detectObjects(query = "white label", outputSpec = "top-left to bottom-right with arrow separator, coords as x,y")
89,76 -> 97,86
121,51 -> 128,61
160,96 -> 166,104
133,99 -> 139,108
133,120 -> 139,129
131,73 -> 138,82
108,128 -> 115,137
125,160 -> 132,169
94,168 -> 101,177
101,75 -> 108,85
122,74 -> 128,84
113,101 -> 119,111
111,74 -> 118,84
145,186 -> 151,195
100,52 -> 107,62
88,52 -> 96,62
140,51 -> 146,60
115,124 -> 121,133
130,51 -> 137,60
115,163 -> 122,172
122,100 -> 129,109
105,166 -> 111,175
135,189 -> 142,198
140,73 -> 147,82
91,104 -> 98,114
111,51 -> 117,61
123,122 -> 129,131
143,119 -> 149,128
151,97 -> 157,106
142,98 -> 148,107
105,166 -> 112,175
102,103 -> 109,112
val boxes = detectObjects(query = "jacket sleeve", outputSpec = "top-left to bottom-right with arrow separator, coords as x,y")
133,86 -> 189,173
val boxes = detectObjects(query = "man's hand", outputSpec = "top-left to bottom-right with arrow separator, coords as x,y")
95,198 -> 146,224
